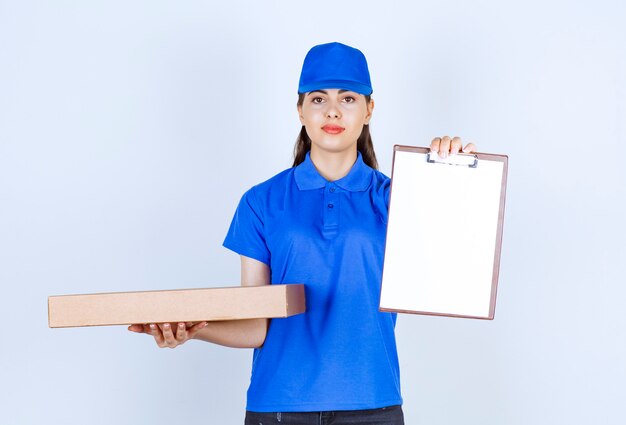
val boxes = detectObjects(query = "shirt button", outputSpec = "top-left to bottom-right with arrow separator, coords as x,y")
327,203 -> 334,209
329,187 -> 336,193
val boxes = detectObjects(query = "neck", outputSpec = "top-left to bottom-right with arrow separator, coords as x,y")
309,148 -> 358,182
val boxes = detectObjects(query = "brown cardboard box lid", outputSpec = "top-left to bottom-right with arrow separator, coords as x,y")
48,284 -> 306,328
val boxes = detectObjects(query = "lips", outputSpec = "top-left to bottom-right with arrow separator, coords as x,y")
322,124 -> 345,134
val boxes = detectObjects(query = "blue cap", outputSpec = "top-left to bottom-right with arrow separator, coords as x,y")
298,42 -> 373,95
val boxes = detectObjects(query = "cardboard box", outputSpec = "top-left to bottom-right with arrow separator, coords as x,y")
48,284 -> 306,328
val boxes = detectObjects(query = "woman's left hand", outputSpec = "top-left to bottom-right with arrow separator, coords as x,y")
430,136 -> 476,158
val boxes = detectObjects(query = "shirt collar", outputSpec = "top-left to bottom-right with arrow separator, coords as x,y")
294,151 -> 373,192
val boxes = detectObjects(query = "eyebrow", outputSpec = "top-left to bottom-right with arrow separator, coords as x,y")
306,89 -> 350,96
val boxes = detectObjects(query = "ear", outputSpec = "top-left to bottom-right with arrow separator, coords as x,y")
297,104 -> 305,125
364,98 -> 374,125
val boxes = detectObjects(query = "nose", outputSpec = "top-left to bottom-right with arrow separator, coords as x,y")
325,102 -> 341,119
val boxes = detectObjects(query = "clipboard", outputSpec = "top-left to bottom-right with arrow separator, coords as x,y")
379,145 -> 508,320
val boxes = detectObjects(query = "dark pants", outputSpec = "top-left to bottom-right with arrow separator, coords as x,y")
245,405 -> 404,425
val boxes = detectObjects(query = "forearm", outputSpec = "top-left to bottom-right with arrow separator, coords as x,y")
191,256 -> 270,349
192,318 -> 268,348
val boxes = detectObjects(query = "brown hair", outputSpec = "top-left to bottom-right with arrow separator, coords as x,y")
292,93 -> 378,170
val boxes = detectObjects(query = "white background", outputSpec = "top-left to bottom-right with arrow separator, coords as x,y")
1,1 -> 625,424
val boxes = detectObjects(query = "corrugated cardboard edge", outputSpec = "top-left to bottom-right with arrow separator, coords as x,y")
48,284 -> 306,328
285,284 -> 306,316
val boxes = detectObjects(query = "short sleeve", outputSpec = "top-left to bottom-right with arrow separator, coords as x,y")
223,187 -> 271,265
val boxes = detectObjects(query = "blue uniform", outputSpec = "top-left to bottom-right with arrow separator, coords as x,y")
223,151 -> 402,412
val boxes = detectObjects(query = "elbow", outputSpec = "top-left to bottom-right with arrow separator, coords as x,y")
247,333 -> 266,349
232,318 -> 268,349
247,319 -> 268,348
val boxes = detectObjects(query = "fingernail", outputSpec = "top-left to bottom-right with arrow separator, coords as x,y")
149,324 -> 156,329
164,323 -> 170,329
179,323 -> 185,328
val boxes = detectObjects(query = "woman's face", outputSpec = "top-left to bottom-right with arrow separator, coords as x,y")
298,89 -> 374,156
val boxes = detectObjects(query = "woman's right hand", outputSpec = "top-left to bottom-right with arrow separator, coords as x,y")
128,322 -> 208,349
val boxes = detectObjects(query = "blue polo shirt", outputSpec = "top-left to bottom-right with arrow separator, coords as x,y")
223,151 -> 402,412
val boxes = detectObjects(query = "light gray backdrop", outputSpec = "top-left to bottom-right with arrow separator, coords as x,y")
1,1 -> 624,424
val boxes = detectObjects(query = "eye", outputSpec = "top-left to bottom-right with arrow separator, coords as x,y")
311,97 -> 324,104
343,96 -> 356,103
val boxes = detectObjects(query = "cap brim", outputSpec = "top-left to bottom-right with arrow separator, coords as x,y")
298,80 -> 373,96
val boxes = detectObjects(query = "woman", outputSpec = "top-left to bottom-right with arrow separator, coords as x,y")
130,42 -> 475,425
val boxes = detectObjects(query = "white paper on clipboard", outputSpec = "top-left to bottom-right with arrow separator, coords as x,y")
379,145 -> 508,320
